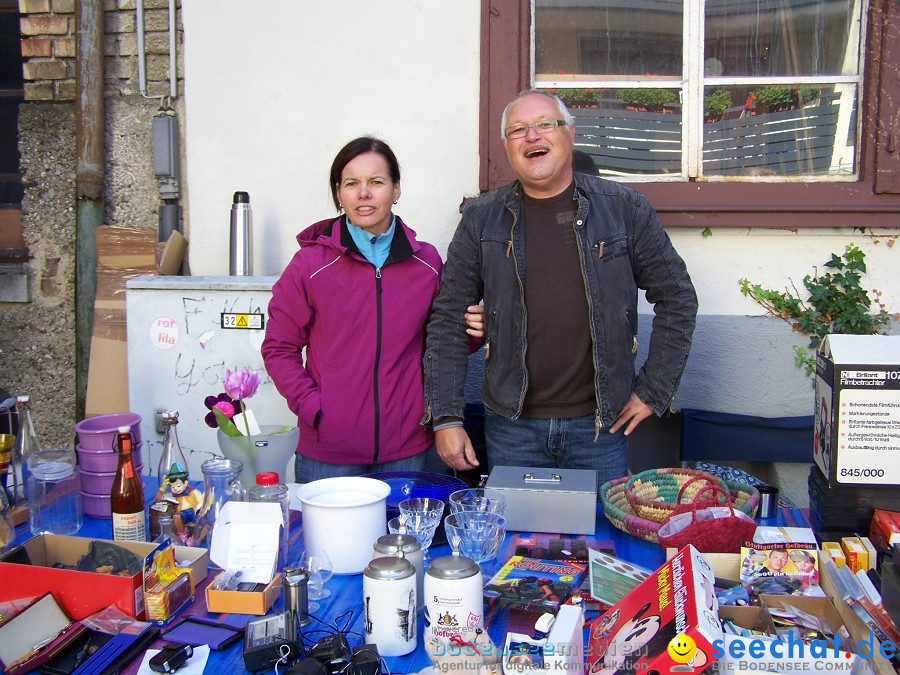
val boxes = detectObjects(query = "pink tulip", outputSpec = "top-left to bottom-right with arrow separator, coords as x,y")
214,400 -> 235,418
223,367 -> 260,401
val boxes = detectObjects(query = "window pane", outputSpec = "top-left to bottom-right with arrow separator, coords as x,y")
705,0 -> 859,77
565,89 -> 683,177
702,84 -> 858,176
535,1 -> 683,80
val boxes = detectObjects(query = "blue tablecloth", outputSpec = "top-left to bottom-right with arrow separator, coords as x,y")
8,479 -> 803,674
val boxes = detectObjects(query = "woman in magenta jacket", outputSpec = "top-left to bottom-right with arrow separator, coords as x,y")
263,137 -> 477,482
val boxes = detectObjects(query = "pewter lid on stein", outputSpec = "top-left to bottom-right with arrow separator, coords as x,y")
374,533 -> 421,555
426,554 -> 480,580
365,556 -> 415,580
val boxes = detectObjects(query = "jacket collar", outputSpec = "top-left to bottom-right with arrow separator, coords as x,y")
298,215 -> 419,264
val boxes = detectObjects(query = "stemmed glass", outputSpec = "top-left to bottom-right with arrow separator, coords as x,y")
299,549 -> 333,612
396,498 -> 444,562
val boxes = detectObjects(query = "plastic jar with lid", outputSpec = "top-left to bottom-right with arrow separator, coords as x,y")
248,471 -> 290,570
27,449 -> 82,536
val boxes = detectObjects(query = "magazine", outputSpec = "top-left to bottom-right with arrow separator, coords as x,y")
587,549 -> 652,606
483,556 -> 586,614
512,534 -> 614,565
740,526 -> 820,595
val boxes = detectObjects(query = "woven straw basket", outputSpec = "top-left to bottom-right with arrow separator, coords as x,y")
601,469 -> 761,544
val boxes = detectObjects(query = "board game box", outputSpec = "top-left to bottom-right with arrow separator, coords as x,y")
586,545 -> 722,674
483,556 -> 586,615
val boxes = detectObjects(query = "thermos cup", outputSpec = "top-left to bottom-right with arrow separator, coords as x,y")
424,554 -> 484,644
373,533 -> 424,614
229,191 -> 252,275
363,556 -> 417,656
282,566 -> 311,630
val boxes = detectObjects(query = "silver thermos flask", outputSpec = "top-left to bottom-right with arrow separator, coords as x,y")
229,191 -> 253,275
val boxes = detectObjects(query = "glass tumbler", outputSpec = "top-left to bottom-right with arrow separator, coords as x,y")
27,449 -> 82,536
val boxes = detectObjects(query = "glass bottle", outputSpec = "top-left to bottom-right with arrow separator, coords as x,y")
154,514 -> 175,543
12,395 -> 42,506
111,426 -> 146,541
157,410 -> 188,484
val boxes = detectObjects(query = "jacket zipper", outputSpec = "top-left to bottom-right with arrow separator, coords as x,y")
509,205 -> 528,420
572,201 -> 604,441
373,267 -> 383,462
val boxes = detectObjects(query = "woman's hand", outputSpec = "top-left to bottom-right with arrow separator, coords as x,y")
464,305 -> 485,338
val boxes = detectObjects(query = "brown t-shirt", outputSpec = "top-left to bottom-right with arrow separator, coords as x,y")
521,182 -> 596,418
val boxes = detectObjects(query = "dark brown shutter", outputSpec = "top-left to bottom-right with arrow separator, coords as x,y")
874,0 -> 900,193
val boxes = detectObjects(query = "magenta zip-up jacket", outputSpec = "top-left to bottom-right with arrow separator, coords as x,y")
262,215 -> 442,465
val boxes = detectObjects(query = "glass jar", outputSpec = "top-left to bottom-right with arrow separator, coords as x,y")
27,449 -> 81,536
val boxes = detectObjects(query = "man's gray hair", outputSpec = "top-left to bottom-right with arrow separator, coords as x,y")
500,88 -> 575,140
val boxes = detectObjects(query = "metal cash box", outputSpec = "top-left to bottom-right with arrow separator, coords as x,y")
485,466 -> 597,535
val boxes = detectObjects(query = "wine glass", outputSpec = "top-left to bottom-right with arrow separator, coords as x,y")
300,548 -> 333,602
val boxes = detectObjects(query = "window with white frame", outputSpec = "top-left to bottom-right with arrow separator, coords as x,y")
534,0 -> 864,181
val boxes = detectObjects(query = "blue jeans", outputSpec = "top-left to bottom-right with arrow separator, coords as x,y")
294,451 -> 428,483
484,410 -> 628,486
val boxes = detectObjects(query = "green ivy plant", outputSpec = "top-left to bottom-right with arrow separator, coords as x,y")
739,245 -> 898,377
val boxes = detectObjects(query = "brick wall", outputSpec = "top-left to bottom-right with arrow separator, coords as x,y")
18,0 -> 183,101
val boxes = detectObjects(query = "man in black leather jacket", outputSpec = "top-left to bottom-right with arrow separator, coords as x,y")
423,89 -> 697,482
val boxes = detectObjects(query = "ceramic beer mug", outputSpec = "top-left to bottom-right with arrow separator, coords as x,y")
363,556 -> 417,656
424,553 -> 483,644
373,533 -> 424,614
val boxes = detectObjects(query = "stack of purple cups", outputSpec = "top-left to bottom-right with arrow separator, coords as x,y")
73,413 -> 143,519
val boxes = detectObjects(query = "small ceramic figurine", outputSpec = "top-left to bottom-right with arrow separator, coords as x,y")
155,461 -> 203,542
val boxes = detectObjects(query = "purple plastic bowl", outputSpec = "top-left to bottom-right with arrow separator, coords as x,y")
77,463 -> 143,495
76,442 -> 143,473
73,413 -> 142,451
81,491 -> 111,519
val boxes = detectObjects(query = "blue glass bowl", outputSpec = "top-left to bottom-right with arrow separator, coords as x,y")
361,471 -> 467,545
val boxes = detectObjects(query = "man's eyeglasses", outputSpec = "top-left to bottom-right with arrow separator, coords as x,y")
504,119 -> 568,140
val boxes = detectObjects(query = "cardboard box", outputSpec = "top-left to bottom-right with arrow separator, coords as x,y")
586,545 -> 722,673
818,552 -> 896,675
204,501 -> 284,615
821,542 -> 846,567
485,466 -> 596,535
814,334 -> 900,488
870,509 -> 900,552
206,572 -> 281,615
841,536 -> 867,573
85,226 -> 157,417
0,533 -> 208,620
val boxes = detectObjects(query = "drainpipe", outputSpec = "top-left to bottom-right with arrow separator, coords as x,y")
75,0 -> 105,421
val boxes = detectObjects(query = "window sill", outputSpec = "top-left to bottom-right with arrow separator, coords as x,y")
628,181 -> 900,228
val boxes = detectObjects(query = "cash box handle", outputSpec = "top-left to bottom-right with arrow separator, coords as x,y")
523,473 -> 561,483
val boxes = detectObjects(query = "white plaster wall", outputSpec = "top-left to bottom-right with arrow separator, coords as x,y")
181,0 -> 481,276
179,2 -> 900,424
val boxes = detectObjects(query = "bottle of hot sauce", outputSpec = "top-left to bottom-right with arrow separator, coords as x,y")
111,426 -> 146,541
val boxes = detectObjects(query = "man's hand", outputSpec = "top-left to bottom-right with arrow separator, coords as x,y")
464,305 -> 485,338
435,426 -> 480,471
609,392 -> 653,436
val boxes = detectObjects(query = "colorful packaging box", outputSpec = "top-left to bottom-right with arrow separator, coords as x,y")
813,334 -> 900,488
841,537 -> 868,573
586,545 -> 722,673
870,509 -> 900,552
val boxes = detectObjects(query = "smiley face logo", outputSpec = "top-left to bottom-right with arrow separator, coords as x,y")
668,633 -> 697,664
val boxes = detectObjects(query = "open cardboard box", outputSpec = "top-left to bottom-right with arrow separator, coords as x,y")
206,573 -> 282,615
0,533 -> 207,620
204,501 -> 284,615
667,548 -> 895,675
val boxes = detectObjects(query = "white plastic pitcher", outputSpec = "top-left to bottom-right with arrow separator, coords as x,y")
297,477 -> 390,574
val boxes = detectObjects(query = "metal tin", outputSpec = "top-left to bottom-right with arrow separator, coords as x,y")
485,465 -> 597,534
